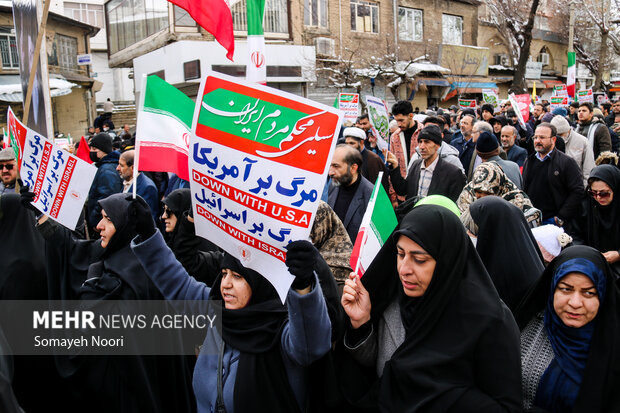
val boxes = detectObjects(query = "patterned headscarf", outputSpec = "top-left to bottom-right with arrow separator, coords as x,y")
458,161 -> 539,234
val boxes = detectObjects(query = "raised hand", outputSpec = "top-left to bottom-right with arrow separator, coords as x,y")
341,272 -> 372,329
126,195 -> 156,239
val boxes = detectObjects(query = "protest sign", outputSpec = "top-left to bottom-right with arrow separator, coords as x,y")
190,71 -> 342,302
481,89 -> 500,111
136,75 -> 193,181
553,84 -> 568,97
508,93 -> 530,128
365,95 -> 389,151
458,99 -> 476,109
338,93 -> 359,124
577,89 -> 594,104
597,94 -> 609,105
549,95 -> 569,111
7,107 -> 96,230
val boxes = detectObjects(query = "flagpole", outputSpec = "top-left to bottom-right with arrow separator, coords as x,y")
133,75 -> 148,200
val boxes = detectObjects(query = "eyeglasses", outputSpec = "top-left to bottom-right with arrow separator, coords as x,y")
0,163 -> 15,171
162,207 -> 174,217
588,189 -> 612,199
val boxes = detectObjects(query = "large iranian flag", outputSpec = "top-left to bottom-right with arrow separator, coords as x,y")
246,0 -> 266,84
350,172 -> 398,277
567,52 -> 576,99
135,75 -> 193,181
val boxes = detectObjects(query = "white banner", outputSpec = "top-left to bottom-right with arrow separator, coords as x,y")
365,95 -> 389,151
190,72 -> 342,302
8,107 -> 96,230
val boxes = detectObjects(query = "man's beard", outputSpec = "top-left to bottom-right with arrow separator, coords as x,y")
333,171 -> 353,187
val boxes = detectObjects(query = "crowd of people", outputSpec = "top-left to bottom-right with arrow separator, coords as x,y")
0,95 -> 619,413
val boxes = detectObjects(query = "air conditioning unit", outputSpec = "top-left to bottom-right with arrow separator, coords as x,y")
314,37 -> 335,57
538,52 -> 550,66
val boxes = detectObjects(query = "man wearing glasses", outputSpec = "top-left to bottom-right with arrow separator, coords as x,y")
0,148 -> 17,195
522,122 -> 584,234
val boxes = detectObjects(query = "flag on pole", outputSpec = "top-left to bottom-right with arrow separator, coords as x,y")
567,52 -> 576,99
246,0 -> 266,84
167,0 -> 235,60
135,75 -> 194,181
532,81 -> 536,101
350,172 -> 398,277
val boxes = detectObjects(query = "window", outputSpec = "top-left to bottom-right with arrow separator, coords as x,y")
0,28 -> 19,69
64,2 -> 105,28
398,7 -> 422,41
174,5 -> 196,27
232,0 -> 289,34
106,0 -> 168,54
442,14 -> 462,45
304,0 -> 327,28
57,34 -> 78,71
183,60 -> 200,80
350,0 -> 379,33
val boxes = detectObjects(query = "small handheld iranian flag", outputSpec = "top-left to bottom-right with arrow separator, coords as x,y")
567,52 -> 576,99
246,0 -> 266,84
350,172 -> 398,277
135,75 -> 194,181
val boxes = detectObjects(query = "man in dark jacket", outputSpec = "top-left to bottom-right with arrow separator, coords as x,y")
87,133 -> 122,232
327,144 -> 373,243
388,125 -> 465,203
501,125 -> 528,167
523,123 -> 584,235
575,102 -> 612,158
117,150 -> 159,221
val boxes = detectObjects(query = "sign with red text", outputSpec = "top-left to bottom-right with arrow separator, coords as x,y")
190,72 -> 342,301
553,84 -> 568,97
550,95 -> 569,111
458,98 -> 477,109
7,107 -> 96,230
338,93 -> 360,124
577,88 -> 594,104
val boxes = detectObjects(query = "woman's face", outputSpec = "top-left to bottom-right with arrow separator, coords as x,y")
161,206 -> 178,233
96,209 -> 116,248
396,235 -> 437,298
589,180 -> 613,207
553,272 -> 600,328
220,269 -> 252,309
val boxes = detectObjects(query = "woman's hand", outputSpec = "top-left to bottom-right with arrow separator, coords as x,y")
341,272 -> 371,329
385,150 -> 398,169
603,250 -> 620,264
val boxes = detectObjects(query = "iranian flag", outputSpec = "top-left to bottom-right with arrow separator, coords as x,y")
135,75 -> 193,181
167,0 -> 236,60
567,52 -> 576,99
350,172 -> 398,277
246,0 -> 266,84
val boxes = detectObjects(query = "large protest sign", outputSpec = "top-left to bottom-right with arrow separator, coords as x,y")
7,107 -> 96,230
550,95 -> 569,111
365,95 -> 389,150
508,93 -> 530,128
135,75 -> 193,181
577,89 -> 594,104
553,84 -> 568,98
481,89 -> 500,111
190,72 -> 342,301
458,99 -> 476,109
338,93 -> 359,124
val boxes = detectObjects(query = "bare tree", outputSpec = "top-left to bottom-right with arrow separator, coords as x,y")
485,0 -> 542,93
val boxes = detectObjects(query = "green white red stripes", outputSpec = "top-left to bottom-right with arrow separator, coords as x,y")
246,0 -> 266,84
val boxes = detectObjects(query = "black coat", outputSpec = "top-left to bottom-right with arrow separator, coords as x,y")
522,149 -> 584,233
389,155 -> 465,202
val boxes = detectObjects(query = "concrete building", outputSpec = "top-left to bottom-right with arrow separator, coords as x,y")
0,2 -> 99,138
53,0 -> 134,104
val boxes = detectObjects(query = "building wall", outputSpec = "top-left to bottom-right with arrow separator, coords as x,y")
91,51 -> 133,102
52,87 -> 91,137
